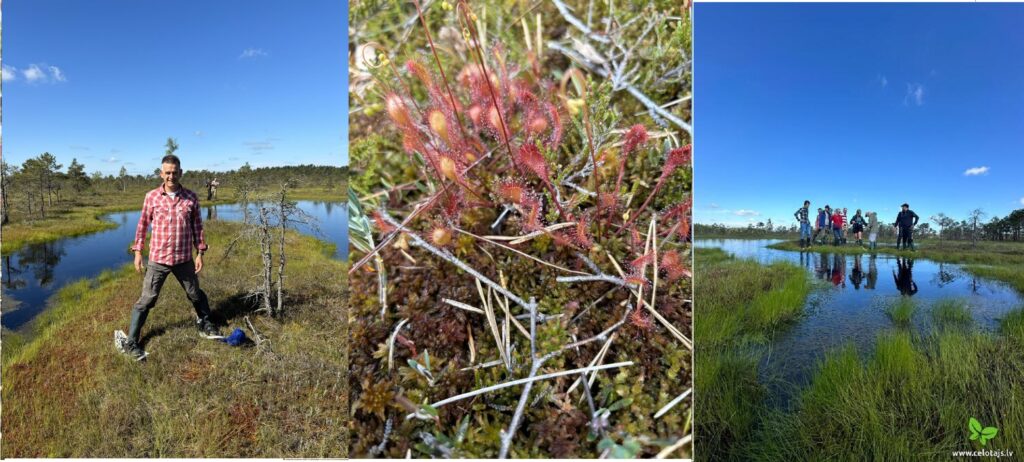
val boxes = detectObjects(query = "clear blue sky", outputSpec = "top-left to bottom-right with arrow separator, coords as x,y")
3,0 -> 348,177
695,3 -> 1024,227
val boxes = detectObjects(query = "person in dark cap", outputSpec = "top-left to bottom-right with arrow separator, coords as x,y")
893,203 -> 920,251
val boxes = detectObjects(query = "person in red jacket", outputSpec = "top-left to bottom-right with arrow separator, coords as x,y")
831,209 -> 844,246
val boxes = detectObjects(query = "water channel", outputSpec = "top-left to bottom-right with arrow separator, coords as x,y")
1,201 -> 347,331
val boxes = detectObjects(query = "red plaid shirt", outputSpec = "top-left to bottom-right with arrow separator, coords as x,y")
132,186 -> 208,266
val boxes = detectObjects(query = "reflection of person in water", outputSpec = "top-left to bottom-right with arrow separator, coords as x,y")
849,254 -> 864,290
893,257 -> 918,296
866,254 -> 878,290
815,252 -> 831,282
831,253 -> 846,288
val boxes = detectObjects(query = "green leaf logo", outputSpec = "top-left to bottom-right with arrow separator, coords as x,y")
969,417 -> 999,446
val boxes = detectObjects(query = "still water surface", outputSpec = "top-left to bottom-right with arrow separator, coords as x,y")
1,201 -> 346,331
697,239 -> 1022,404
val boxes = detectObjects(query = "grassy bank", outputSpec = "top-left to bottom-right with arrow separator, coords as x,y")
1,220 -> 347,457
768,240 -> 1024,292
1,185 -> 343,254
695,248 -> 814,461
751,301 -> 1024,460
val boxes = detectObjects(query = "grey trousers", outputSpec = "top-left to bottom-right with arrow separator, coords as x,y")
127,259 -> 213,343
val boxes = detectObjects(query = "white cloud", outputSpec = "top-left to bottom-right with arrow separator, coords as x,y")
905,83 -> 925,106
1,65 -> 16,82
1020,197 -> 1024,206
963,166 -> 989,176
876,74 -> 888,87
48,65 -> 66,82
13,63 -> 67,84
194,130 -> 204,137
710,203 -> 720,209
733,209 -> 760,217
239,48 -> 268,59
104,157 -> 119,163
23,64 -> 46,82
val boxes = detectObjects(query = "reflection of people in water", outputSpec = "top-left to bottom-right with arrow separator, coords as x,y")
849,254 -> 864,290
866,254 -> 878,290
893,257 -> 918,296
831,253 -> 846,288
206,204 -> 218,221
815,252 -> 831,282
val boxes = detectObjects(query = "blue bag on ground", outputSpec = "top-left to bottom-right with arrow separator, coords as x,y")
221,328 -> 249,346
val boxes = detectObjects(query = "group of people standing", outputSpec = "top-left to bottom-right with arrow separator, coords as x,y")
794,201 -> 920,250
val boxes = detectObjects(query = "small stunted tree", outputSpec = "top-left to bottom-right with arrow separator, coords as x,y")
236,162 -> 255,223
228,182 -> 318,317
930,213 -> 955,246
273,182 -> 317,314
66,158 -> 90,193
968,208 -> 986,248
165,137 -> 179,156
119,166 -> 128,192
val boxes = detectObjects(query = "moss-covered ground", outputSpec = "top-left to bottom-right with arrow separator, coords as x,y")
1,221 -> 348,457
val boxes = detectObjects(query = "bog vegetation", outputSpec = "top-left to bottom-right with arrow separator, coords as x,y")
698,247 -> 1024,460
349,0 -> 691,458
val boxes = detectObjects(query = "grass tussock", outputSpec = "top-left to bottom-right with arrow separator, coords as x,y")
2,220 -> 347,457
885,297 -> 916,327
695,247 -> 813,460
931,299 -> 973,329
750,324 -> 1024,460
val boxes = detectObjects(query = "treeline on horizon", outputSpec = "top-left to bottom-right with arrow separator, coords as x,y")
0,151 -> 347,222
697,208 -> 1024,242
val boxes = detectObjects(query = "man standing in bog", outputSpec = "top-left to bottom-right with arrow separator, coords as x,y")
115,154 -> 222,361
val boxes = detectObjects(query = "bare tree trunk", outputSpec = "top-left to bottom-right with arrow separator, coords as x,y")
241,189 -> 251,223
259,206 -> 274,315
1,175 -> 9,225
277,192 -> 287,315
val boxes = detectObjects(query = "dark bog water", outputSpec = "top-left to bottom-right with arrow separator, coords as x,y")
697,238 -> 1023,404
1,201 -> 346,331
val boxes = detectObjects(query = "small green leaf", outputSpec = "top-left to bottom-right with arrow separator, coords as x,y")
597,437 -> 616,451
982,427 -> 998,438
970,432 -> 979,441
969,417 -> 983,433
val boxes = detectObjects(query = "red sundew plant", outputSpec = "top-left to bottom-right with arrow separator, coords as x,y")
349,0 -> 692,458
